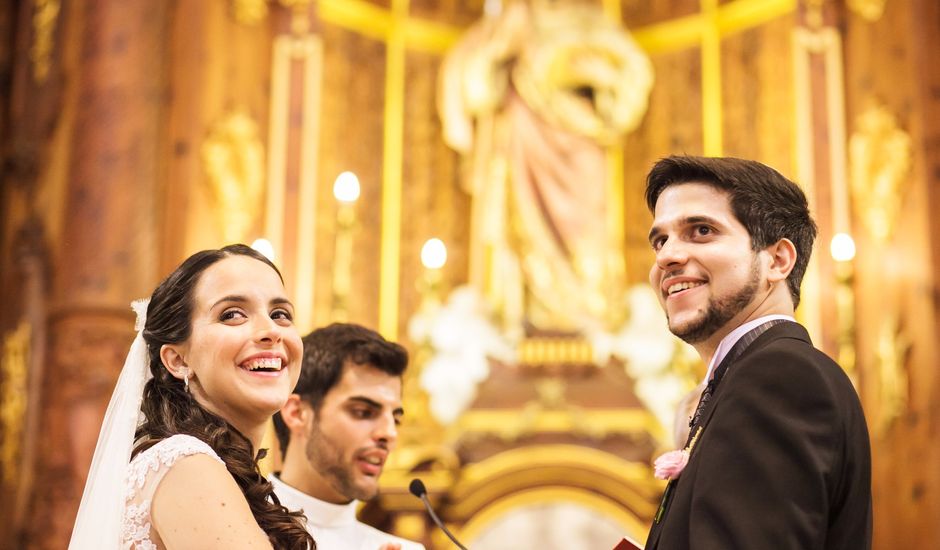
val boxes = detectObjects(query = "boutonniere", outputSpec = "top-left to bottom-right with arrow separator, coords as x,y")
652,427 -> 703,523
653,449 -> 689,480
653,426 -> 703,481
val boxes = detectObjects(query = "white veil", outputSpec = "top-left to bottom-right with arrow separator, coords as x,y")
69,298 -> 152,549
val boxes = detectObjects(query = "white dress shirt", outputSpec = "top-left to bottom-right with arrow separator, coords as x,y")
702,314 -> 795,383
271,475 -> 426,550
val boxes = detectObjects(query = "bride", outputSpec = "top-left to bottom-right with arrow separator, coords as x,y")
70,244 -> 315,549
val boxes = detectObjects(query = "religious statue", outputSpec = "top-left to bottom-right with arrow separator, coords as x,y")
439,0 -> 653,335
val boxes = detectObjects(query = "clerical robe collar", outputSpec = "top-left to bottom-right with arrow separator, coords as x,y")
271,474 -> 359,528
702,314 -> 795,383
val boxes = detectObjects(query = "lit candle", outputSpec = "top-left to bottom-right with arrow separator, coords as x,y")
830,232 -> 856,263
421,238 -> 447,270
250,238 -> 276,262
332,172 -> 360,320
333,171 -> 360,203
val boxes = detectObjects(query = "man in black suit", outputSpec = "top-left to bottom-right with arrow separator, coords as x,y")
642,156 -> 872,550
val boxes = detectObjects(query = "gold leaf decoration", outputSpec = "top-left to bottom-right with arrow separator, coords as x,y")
1,322 -> 30,485
849,105 -> 911,244
201,110 -> 266,243
848,0 -> 887,22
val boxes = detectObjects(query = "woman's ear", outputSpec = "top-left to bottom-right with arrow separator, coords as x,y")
766,238 -> 797,284
160,344 -> 189,380
280,394 -> 313,435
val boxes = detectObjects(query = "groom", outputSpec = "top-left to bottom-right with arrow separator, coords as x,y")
642,156 -> 871,549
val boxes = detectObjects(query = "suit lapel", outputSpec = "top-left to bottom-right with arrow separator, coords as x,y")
644,321 -> 807,549
687,320 -> 797,445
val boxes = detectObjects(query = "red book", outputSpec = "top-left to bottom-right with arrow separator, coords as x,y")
612,535 -> 643,550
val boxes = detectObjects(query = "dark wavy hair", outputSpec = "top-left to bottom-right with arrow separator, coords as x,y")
645,156 -> 818,307
133,244 -> 315,550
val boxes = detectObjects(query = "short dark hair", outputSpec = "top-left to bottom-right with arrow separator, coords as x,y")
273,323 -> 408,453
645,156 -> 817,307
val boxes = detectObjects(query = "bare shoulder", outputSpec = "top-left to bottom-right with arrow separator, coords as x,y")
152,452 -> 273,550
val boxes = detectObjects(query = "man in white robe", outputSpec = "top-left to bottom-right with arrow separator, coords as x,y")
273,323 -> 425,550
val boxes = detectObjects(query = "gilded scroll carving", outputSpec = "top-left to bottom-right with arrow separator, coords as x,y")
231,0 -> 268,25
847,0 -> 887,21
849,105 -> 911,244
873,315 -> 910,436
30,0 -> 60,82
201,110 -> 266,243
1,322 -> 30,485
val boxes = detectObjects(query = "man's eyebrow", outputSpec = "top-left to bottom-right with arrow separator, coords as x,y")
347,396 -> 382,408
684,215 -> 720,226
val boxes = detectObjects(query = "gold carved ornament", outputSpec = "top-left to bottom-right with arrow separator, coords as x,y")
849,104 -> 911,244
231,0 -> 268,25
873,315 -> 910,437
201,110 -> 266,244
1,322 -> 30,486
30,0 -> 60,82
231,1 -> 312,19
847,0 -> 887,22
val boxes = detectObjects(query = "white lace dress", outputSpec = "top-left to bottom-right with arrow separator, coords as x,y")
122,434 -> 224,549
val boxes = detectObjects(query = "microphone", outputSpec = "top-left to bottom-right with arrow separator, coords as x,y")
409,478 -> 469,550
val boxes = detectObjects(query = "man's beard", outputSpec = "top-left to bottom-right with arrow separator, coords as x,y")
305,422 -> 377,502
668,257 -> 761,345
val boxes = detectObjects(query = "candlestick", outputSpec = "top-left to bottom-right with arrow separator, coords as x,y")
332,172 -> 360,321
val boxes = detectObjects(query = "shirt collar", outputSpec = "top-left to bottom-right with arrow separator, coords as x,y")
271,474 -> 359,527
703,314 -> 795,382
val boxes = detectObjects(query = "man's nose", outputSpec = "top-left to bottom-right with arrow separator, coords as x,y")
655,237 -> 688,269
374,413 -> 398,446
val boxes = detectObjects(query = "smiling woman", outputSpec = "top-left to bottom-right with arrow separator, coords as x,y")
69,244 -> 315,550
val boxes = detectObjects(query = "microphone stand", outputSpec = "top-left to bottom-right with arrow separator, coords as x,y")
410,479 -> 469,550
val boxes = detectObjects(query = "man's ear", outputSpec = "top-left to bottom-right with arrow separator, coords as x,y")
160,344 -> 189,381
280,394 -> 314,435
765,238 -> 797,284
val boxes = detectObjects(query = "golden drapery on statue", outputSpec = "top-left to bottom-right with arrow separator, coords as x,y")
439,0 -> 653,335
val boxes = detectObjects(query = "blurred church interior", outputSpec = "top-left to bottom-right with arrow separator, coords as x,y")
0,0 -> 937,548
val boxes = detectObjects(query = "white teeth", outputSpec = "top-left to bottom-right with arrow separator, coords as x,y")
243,357 -> 282,371
667,281 -> 704,295
363,457 -> 381,465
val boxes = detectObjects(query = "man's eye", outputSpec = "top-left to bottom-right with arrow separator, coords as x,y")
352,408 -> 373,419
695,226 -> 712,236
652,237 -> 666,250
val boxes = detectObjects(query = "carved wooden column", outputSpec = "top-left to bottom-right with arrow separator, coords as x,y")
26,1 -> 167,547
843,0 -> 940,546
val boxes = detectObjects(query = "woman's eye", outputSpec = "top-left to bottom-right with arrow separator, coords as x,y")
220,309 -> 246,322
271,308 -> 293,322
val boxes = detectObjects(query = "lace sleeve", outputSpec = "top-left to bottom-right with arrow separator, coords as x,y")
122,434 -> 224,549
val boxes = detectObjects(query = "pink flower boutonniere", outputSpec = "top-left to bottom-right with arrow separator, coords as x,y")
653,449 -> 690,480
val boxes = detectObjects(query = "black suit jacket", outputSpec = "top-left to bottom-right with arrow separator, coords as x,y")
645,322 -> 872,550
